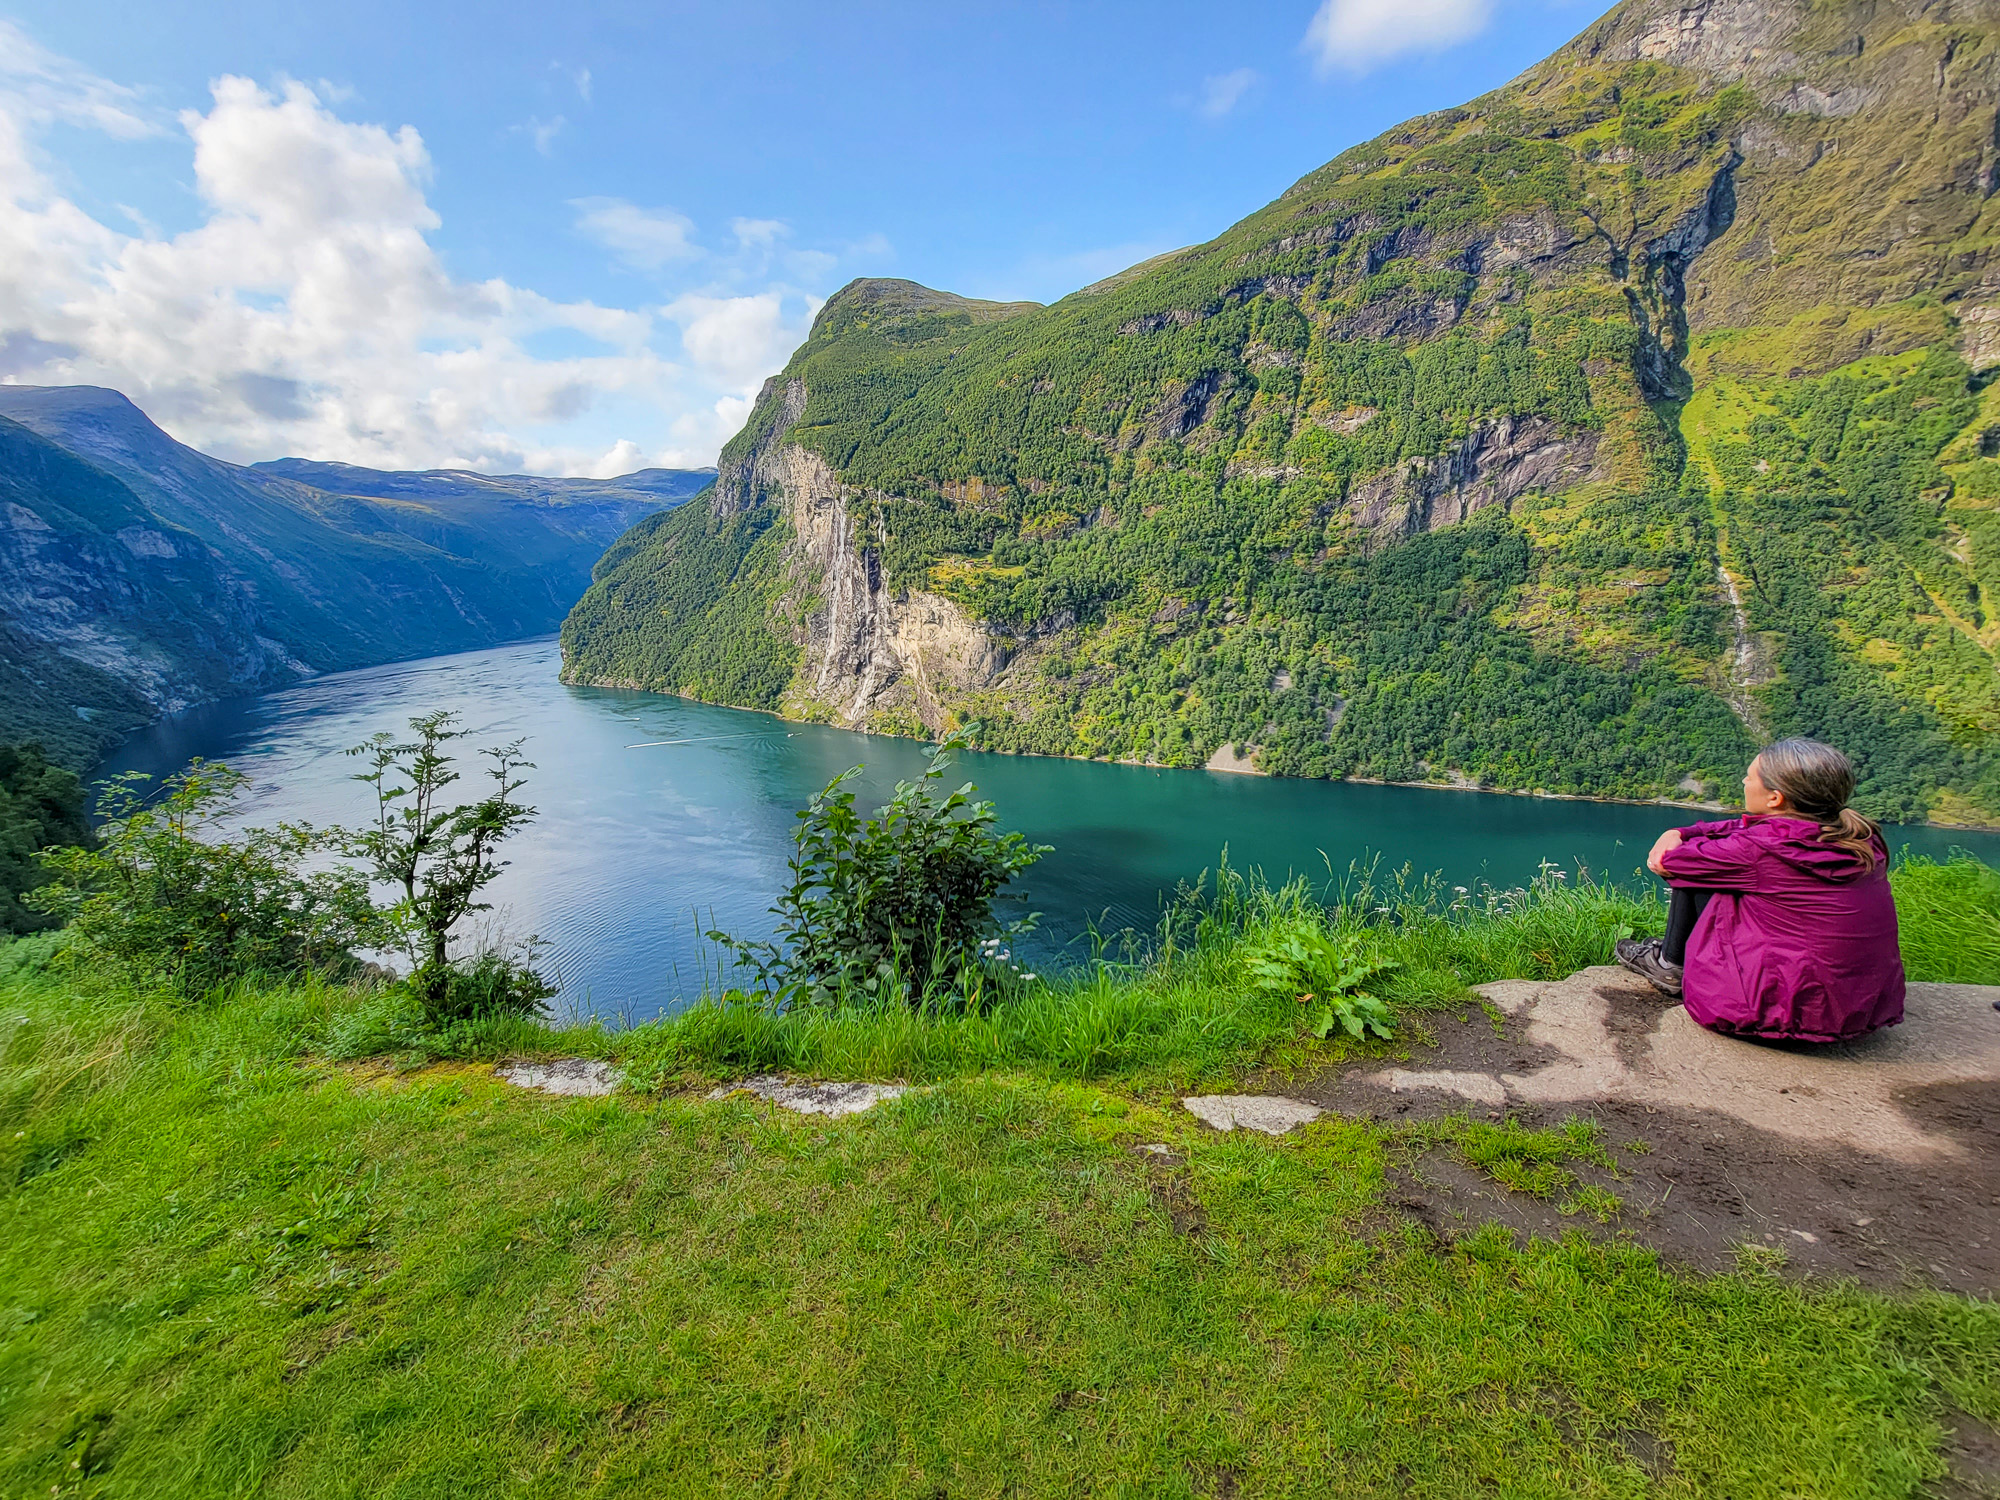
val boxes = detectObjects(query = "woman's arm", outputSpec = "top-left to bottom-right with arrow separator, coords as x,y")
1655,828 -> 1763,891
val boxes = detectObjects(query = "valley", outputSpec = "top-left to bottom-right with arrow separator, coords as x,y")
0,386 -> 710,766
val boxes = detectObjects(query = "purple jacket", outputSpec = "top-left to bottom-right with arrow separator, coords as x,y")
1658,815 -> 1904,1042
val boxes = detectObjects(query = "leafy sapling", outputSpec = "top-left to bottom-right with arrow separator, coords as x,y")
346,712 -> 550,1022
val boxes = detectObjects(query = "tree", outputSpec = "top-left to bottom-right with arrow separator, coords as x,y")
345,712 -> 548,1021
0,742 -> 91,936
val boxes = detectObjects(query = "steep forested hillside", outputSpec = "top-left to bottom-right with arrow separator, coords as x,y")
564,0 -> 2000,824
0,387 -> 709,765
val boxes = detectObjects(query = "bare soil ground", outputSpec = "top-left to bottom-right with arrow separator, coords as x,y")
1278,967 -> 2000,1297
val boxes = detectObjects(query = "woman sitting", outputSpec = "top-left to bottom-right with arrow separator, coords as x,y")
1614,738 -> 1905,1042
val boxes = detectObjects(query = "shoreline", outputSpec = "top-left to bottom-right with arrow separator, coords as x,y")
559,670 -> 2000,837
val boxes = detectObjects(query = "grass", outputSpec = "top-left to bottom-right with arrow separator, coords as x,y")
2,856 -> 1996,1496
1,966 -> 1996,1498
613,852 -> 1995,1090
1889,852 -> 2000,984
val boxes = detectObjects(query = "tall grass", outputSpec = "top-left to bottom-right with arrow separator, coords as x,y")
618,851 -> 2000,1088
1890,852 -> 2000,982
619,859 -> 1663,1089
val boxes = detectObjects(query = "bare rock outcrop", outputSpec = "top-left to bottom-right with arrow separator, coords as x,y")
1346,415 -> 1603,538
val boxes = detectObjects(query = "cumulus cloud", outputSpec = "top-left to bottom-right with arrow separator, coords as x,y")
573,197 -> 699,269
665,292 -> 812,390
0,63 -> 677,471
0,29 -> 877,473
1197,68 -> 1259,120
1303,0 -> 1492,71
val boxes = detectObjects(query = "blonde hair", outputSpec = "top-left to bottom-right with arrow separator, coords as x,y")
1755,738 -> 1881,872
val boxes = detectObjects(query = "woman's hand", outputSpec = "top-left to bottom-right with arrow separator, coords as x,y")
1647,826 -> 1685,877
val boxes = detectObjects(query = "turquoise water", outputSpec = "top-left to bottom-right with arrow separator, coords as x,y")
100,637 -> 2000,1023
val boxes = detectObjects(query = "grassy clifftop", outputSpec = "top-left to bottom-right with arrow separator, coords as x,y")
565,0 -> 2000,822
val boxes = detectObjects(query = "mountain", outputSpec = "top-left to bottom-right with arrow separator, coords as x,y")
563,0 -> 2000,826
0,386 -> 710,766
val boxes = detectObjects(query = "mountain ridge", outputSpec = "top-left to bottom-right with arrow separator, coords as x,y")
0,386 -> 709,766
563,0 -> 2000,826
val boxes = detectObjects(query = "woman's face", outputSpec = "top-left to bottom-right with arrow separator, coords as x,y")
1743,756 -> 1785,814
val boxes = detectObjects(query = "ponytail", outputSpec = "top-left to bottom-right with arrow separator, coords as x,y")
1755,738 -> 1881,873
1821,805 -> 1882,874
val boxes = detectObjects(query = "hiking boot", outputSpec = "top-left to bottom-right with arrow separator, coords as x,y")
1615,937 -> 1683,997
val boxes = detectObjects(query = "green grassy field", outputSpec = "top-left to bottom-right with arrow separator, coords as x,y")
3,857 -> 1996,1497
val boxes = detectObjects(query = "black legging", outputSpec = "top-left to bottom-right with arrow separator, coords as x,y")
1662,887 -> 1716,966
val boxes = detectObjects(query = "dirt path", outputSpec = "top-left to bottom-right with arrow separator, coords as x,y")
1278,966 -> 2000,1295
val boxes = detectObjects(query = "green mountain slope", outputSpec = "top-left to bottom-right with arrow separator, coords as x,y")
0,387 -> 710,765
563,0 -> 2000,824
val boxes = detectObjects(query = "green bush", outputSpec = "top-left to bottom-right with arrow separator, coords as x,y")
26,762 -> 381,997
0,742 -> 91,936
709,729 -> 1049,1008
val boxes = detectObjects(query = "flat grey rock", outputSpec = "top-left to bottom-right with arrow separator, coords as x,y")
1182,1094 -> 1323,1135
1380,967 -> 2000,1162
708,1074 -> 906,1117
497,1058 -> 620,1097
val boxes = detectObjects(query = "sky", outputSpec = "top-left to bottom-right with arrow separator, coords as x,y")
0,0 -> 1605,476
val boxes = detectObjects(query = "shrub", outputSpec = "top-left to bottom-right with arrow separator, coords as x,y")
26,762 -> 380,997
710,728 -> 1049,1008
346,712 -> 548,1023
0,742 -> 91,937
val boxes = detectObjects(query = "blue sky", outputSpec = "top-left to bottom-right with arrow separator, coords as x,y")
0,0 -> 1602,474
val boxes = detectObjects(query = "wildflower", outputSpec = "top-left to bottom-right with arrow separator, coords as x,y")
1022,973 -> 1037,982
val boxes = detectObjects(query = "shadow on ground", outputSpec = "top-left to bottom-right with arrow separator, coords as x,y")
1277,967 -> 2000,1296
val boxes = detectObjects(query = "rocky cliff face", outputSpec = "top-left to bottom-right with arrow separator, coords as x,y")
564,0 -> 2000,821
718,376 -> 1007,731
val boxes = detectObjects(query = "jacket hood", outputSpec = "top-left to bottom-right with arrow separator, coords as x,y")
1740,815 -> 1882,879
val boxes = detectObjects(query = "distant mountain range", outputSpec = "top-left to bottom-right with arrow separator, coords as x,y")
564,0 -> 2000,826
0,385 -> 711,766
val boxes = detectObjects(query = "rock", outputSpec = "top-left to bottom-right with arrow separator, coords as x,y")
1371,1068 -> 1508,1107
709,1074 -> 906,1117
1181,1094 -> 1323,1135
497,1058 -> 620,1097
1336,967 -> 2000,1162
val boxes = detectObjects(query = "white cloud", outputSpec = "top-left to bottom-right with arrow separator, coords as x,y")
0,20 -> 158,142
518,113 -> 565,157
573,197 -> 699,269
731,217 -> 788,247
1198,68 -> 1258,120
0,67 -> 681,472
664,292 -> 811,390
586,437 -> 644,478
572,67 -> 593,104
1303,0 -> 1492,71
0,29 -> 881,473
